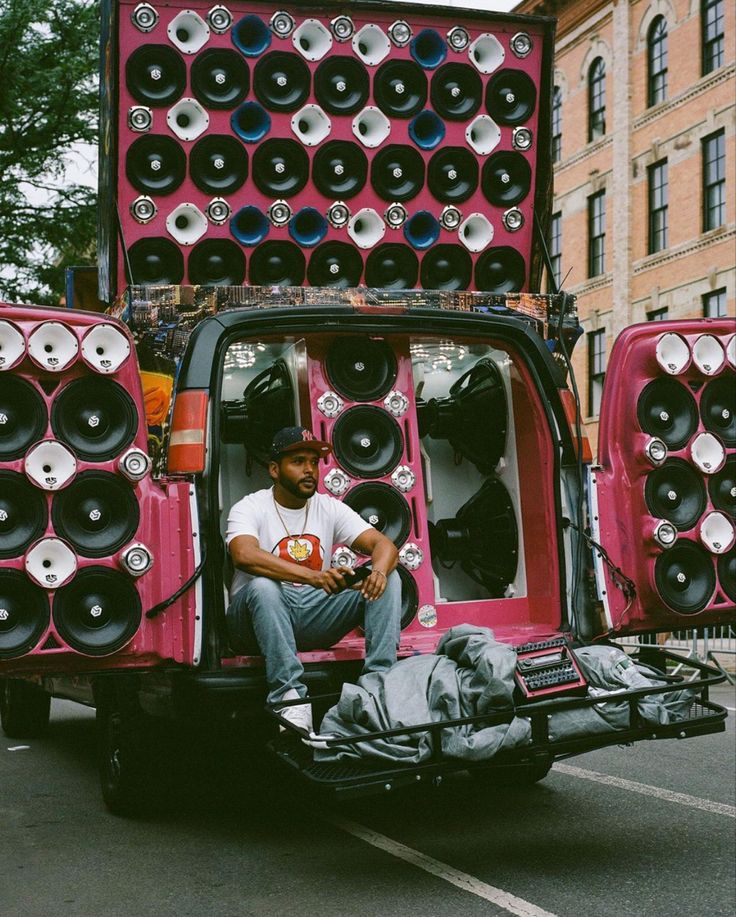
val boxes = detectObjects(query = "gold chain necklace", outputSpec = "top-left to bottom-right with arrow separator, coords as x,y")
273,490 -> 310,538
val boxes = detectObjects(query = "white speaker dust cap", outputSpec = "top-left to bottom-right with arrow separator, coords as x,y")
168,11 -> 210,54
166,203 -> 208,245
0,320 -> 25,370
690,431 -> 726,475
699,512 -> 735,555
27,322 -> 79,372
81,324 -> 131,374
25,538 -> 77,589
656,332 -> 690,375
25,440 -> 77,491
692,334 -> 725,376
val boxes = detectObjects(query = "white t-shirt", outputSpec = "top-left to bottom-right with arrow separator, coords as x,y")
226,487 -> 371,596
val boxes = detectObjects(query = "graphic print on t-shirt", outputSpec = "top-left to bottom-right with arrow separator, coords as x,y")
273,533 -> 323,570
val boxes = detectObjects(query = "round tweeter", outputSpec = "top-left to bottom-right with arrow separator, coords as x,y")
326,337 -> 397,401
126,45 -> 186,106
365,244 -> 418,290
252,138 -> 309,197
253,51 -> 310,112
191,48 -> 249,109
430,63 -> 482,121
475,248 -> 526,293
52,378 -> 138,462
374,60 -> 427,118
700,377 -> 736,447
314,57 -> 369,116
421,245 -> 472,291
428,147 -> 478,204
0,472 -> 48,559
307,242 -> 363,288
126,136 -> 186,196
344,482 -> 411,546
53,568 -> 142,657
332,406 -> 403,478
128,238 -> 184,285
189,239 -> 246,285
0,571 -> 49,660
645,459 -> 707,530
486,70 -> 537,125
370,145 -> 425,202
249,241 -> 305,287
637,379 -> 698,450
481,151 -> 532,207
0,377 -> 47,460
709,457 -> 735,516
189,135 -> 248,195
654,541 -> 716,615
312,140 -> 368,199
52,472 -> 139,558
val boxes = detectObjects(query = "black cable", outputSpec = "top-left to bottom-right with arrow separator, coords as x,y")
116,202 -> 135,287
146,545 -> 207,619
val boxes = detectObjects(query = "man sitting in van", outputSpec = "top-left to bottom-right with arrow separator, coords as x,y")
226,426 -> 402,736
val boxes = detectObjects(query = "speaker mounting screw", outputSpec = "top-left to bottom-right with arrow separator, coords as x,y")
384,390 -> 409,417
391,465 -> 416,493
440,206 -> 462,230
330,16 -> 354,42
128,106 -> 153,132
268,200 -> 292,226
389,20 -> 412,47
269,10 -> 295,37
385,203 -> 407,229
510,32 -> 533,58
399,543 -> 424,571
512,127 -> 533,151
447,26 -> 469,51
131,195 -> 157,224
207,6 -> 233,34
132,2 -> 158,32
502,208 -> 524,232
325,469 -> 351,496
327,202 -> 350,228
206,197 -> 231,225
317,390 -> 345,419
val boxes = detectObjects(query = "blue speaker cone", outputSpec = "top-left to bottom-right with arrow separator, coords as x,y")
403,211 -> 440,250
231,101 -> 271,143
289,208 -> 328,248
231,206 -> 270,246
410,29 -> 448,70
232,14 -> 272,57
408,110 -> 446,150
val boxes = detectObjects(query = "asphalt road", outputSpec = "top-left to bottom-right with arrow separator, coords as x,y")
1,686 -> 734,917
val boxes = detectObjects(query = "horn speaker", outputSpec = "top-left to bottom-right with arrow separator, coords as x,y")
0,572 -> 49,660
25,537 -> 77,590
0,320 -> 25,371
27,322 -> 79,373
81,324 -> 131,374
24,440 -> 77,491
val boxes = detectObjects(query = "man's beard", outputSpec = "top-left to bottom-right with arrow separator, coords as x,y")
279,475 -> 316,500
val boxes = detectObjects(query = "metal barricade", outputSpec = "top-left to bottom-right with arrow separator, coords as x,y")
616,627 -> 735,684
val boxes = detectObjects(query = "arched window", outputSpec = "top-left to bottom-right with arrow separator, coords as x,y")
588,58 -> 606,142
552,86 -> 562,162
647,16 -> 668,106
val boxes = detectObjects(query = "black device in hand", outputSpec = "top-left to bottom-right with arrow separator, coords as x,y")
339,564 -> 373,587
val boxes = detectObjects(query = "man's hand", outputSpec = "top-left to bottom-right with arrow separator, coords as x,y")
309,567 -> 349,595
357,570 -> 388,602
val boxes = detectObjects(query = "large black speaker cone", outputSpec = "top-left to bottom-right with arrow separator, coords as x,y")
374,60 -> 427,118
645,459 -> 707,530
717,548 -> 736,604
52,472 -> 139,558
307,242 -> 363,288
126,45 -> 186,106
0,472 -> 47,558
254,51 -> 310,112
655,541 -> 715,614
189,239 -> 246,285
191,48 -> 249,109
314,57 -> 369,116
249,241 -> 305,286
312,141 -> 368,199
700,378 -> 735,447
190,135 -> 248,194
430,477 -> 518,597
427,147 -> 478,203
709,457 -> 735,516
0,571 -> 49,659
397,565 -> 419,629
430,63 -> 482,121
252,138 -> 309,197
365,244 -> 418,290
475,248 -> 526,293
126,135 -> 186,195
344,483 -> 412,546
332,407 -> 403,478
0,377 -> 47,460
53,568 -> 142,656
420,244 -> 472,291
482,151 -> 532,206
371,145 -> 425,202
128,238 -> 184,286
326,336 -> 397,401
637,379 -> 698,450
486,69 -> 537,125
52,378 -> 138,462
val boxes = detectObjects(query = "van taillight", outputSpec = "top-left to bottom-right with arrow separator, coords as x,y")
168,390 -> 208,473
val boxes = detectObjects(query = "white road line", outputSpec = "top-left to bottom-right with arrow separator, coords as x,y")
723,705 -> 736,713
553,763 -> 736,818
324,813 -> 558,917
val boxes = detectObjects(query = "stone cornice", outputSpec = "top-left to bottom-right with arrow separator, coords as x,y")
633,226 -> 736,274
555,134 -> 613,173
632,64 -> 736,132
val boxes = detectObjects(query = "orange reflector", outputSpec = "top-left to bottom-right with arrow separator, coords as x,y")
168,390 -> 208,473
559,389 -> 593,464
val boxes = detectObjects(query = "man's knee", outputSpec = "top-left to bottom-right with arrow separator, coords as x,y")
243,577 -> 286,617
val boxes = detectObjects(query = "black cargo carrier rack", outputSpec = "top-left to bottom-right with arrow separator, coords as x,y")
267,649 -> 728,799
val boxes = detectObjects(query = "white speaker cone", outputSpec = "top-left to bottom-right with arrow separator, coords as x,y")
348,208 -> 386,250
352,106 -> 391,149
468,33 -> 505,74
166,203 -> 208,246
292,19 -> 333,61
0,320 -> 26,371
699,511 -> 735,555
692,334 -> 725,376
726,334 -> 736,369
27,322 -> 79,372
25,538 -> 77,589
465,114 -> 501,156
352,24 -> 391,66
167,97 -> 210,142
459,213 -> 494,253
690,431 -> 726,475
81,324 -> 131,374
291,104 -> 331,147
24,440 -> 77,491
655,332 -> 690,375
167,10 -> 210,54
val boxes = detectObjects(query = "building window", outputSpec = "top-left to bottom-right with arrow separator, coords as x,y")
549,211 -> 562,290
588,58 -> 606,141
703,288 -> 727,317
647,307 -> 669,321
647,16 -> 668,106
588,191 -> 606,277
552,86 -> 562,162
588,329 -> 606,416
648,160 -> 668,254
703,130 -> 725,231
702,0 -> 724,75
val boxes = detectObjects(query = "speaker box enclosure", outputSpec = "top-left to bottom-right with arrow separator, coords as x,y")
98,0 -> 554,300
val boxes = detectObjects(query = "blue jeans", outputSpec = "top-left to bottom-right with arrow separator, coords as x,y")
227,573 -> 402,704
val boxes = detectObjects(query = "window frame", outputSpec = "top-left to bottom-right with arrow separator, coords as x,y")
588,191 -> 606,278
548,211 -> 562,291
552,86 -> 562,162
648,159 -> 669,254
702,130 -> 726,232
702,0 -> 724,75
647,307 -> 669,321
588,58 -> 606,142
647,16 -> 668,107
702,288 -> 727,317
588,328 -> 606,417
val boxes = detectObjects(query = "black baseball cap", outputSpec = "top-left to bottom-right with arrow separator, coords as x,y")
270,426 -> 332,460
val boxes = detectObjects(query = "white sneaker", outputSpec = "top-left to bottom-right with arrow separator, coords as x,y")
275,689 -> 313,734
